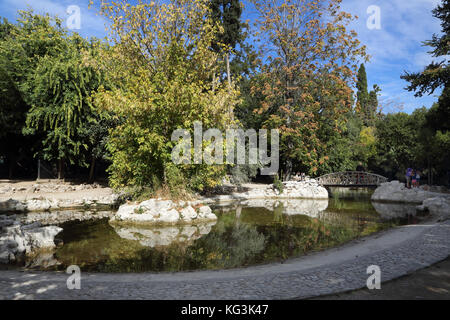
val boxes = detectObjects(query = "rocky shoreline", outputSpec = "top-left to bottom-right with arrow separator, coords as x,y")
372,181 -> 450,220
202,179 -> 329,203
111,199 -> 218,225
0,179 -> 329,264
0,214 -> 62,264
18,210 -> 115,226
0,195 -> 121,213
2,178 -> 448,268
111,180 -> 329,225
0,181 -> 122,213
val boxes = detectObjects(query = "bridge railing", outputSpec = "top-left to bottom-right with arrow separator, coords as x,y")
317,171 -> 388,186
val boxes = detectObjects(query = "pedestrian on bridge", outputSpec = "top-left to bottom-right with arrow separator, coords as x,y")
356,162 -> 365,184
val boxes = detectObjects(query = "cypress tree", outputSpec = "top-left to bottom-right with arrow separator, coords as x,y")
367,84 -> 381,125
210,0 -> 243,87
356,63 -> 369,112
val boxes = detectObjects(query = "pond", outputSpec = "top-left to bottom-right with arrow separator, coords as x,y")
19,196 -> 422,273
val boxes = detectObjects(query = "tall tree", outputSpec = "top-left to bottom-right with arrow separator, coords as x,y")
366,84 -> 381,125
210,0 -> 243,88
356,64 -> 379,126
0,18 -> 33,178
1,10 -> 110,179
401,0 -> 449,184
402,0 -> 449,97
250,0 -> 368,179
94,0 -> 238,192
356,63 -> 369,112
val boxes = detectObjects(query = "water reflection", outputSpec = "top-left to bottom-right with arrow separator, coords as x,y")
110,222 -> 216,248
18,197 -> 415,272
214,199 -> 329,218
26,252 -> 61,269
371,201 -> 419,219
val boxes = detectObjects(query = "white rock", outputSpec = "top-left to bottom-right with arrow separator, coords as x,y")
418,197 -> 450,219
25,199 -> 56,211
372,181 -> 450,204
215,180 -> 329,201
180,206 -> 197,222
159,209 -> 180,223
113,199 -> 217,225
0,217 -> 62,264
25,226 -> 63,249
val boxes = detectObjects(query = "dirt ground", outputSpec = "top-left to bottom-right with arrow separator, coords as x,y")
315,256 -> 450,300
0,179 -> 115,202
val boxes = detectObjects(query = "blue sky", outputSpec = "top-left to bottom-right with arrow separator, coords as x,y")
0,0 -> 446,114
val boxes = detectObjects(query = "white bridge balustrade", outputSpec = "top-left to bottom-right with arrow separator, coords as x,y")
317,171 -> 388,187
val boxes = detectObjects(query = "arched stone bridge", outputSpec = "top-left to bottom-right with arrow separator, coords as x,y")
317,171 -> 388,187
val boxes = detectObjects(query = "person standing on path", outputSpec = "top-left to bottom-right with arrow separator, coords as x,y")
414,170 -> 421,188
406,167 -> 413,188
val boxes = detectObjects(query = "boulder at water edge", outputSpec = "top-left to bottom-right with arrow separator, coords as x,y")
371,181 -> 447,204
0,214 -> 62,264
111,199 -> 217,225
417,197 -> 450,220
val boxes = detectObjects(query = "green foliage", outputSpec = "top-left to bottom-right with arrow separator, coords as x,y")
358,126 -> 377,163
401,0 -> 449,97
24,36 -> 109,167
249,0 -> 368,179
0,18 -> 32,175
164,163 -> 190,199
210,0 -> 243,51
0,10 -> 111,178
229,164 -> 259,184
367,105 -> 449,185
356,64 -> 380,126
356,64 -> 369,111
94,0 -> 238,193
395,0 -> 450,185
371,113 -> 415,179
2,1 -> 448,191
273,174 -> 283,194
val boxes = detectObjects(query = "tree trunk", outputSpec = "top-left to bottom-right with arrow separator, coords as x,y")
428,157 -> 432,186
88,157 -> 96,184
284,160 -> 292,182
226,52 -> 231,88
58,158 -> 65,180
430,161 -> 433,186
8,157 -> 14,180
226,52 -> 234,122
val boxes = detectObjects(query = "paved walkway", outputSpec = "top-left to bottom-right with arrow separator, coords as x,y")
0,219 -> 449,300
315,257 -> 450,300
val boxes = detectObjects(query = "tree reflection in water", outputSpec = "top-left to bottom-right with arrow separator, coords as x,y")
24,197 -> 412,272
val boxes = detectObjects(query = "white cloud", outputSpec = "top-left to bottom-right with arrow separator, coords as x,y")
339,0 -> 444,113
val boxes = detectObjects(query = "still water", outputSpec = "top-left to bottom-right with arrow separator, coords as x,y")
24,196 -> 420,273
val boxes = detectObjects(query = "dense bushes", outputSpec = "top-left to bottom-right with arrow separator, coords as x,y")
0,0 -> 449,196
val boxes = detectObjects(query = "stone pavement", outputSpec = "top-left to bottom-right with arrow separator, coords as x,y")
0,220 -> 449,300
315,256 -> 450,300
